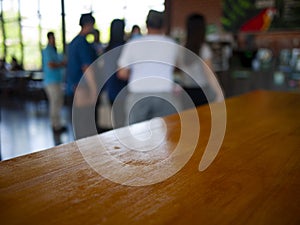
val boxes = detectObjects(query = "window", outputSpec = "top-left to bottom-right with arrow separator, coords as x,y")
0,0 -> 165,70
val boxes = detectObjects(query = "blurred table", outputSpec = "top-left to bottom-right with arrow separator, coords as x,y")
0,90 -> 299,225
0,70 -> 44,98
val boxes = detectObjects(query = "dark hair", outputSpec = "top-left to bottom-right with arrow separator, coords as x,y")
47,31 -> 54,39
146,10 -> 164,29
79,13 -> 95,26
131,25 -> 140,32
185,13 -> 206,55
105,19 -> 125,51
93,29 -> 100,36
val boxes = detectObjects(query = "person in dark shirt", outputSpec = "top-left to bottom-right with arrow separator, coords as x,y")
66,13 -> 97,98
66,13 -> 99,139
103,19 -> 127,128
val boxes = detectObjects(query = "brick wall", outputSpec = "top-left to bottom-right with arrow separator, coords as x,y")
167,0 -> 222,32
165,0 -> 223,43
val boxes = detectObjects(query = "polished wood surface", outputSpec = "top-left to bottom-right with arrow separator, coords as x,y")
1,90 -> 300,225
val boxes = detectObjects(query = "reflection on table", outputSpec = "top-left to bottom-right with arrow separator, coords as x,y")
0,90 -> 299,225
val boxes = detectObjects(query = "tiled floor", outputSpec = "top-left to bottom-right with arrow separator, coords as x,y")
0,97 -> 74,160
0,90 -> 114,161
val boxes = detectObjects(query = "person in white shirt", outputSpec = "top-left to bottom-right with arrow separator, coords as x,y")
117,10 -> 180,124
177,13 -> 223,109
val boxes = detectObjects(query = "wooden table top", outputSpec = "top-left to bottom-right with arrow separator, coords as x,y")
1,90 -> 300,225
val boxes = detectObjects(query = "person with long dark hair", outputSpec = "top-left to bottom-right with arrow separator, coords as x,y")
178,13 -> 223,109
103,19 -> 127,128
129,24 -> 142,40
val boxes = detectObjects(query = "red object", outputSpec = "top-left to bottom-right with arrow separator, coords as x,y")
240,8 -> 276,32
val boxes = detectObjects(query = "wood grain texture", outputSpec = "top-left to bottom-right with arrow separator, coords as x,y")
1,90 -> 300,225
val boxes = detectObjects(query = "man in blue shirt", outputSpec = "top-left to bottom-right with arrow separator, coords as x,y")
42,31 -> 67,133
66,13 -> 99,139
66,13 -> 97,99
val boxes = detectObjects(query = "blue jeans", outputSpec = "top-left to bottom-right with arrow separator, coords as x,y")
125,92 -> 181,125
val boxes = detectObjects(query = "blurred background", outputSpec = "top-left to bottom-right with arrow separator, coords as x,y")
1,0 -> 300,160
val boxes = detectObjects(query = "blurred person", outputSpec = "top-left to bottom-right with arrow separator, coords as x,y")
177,13 -> 223,109
91,29 -> 105,130
117,10 -> 180,124
66,13 -> 99,139
10,56 -> 23,71
92,29 -> 104,57
42,31 -> 67,133
103,19 -> 127,128
66,13 -> 97,98
129,24 -> 142,40
0,58 -> 7,73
